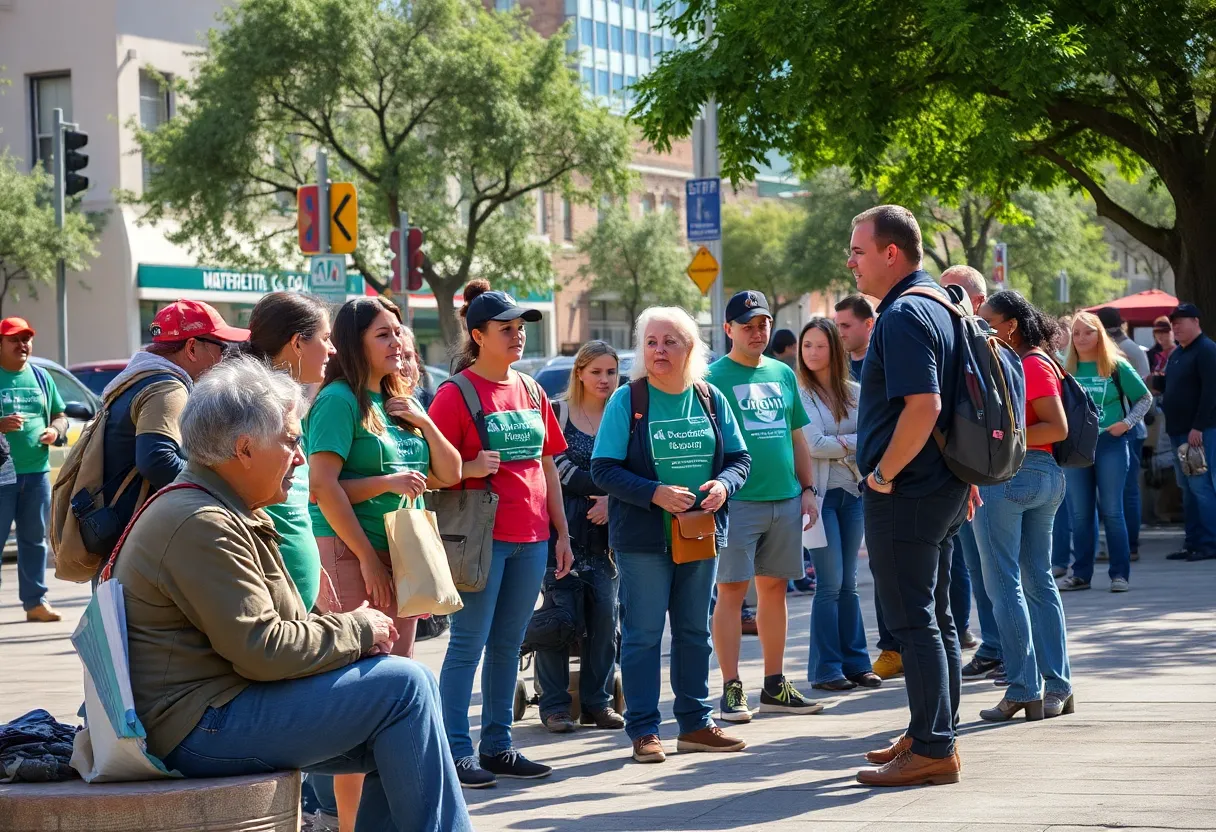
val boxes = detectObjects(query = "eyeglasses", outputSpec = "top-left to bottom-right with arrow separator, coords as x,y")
195,337 -> 236,355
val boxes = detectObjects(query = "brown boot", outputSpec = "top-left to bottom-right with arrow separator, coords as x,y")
676,725 -> 746,753
864,733 -> 912,765
857,749 -> 961,787
632,734 -> 666,763
25,603 -> 62,623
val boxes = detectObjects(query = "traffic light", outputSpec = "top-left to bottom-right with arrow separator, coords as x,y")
63,128 -> 89,197
406,227 -> 424,291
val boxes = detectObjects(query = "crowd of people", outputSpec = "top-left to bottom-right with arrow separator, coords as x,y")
3,201 -> 1214,829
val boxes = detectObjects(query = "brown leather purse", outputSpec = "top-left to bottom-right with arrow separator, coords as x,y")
670,510 -> 717,564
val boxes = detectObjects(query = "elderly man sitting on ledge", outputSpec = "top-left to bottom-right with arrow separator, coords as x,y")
113,356 -> 471,832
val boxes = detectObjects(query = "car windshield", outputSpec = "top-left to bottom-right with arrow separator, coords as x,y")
533,366 -> 570,398
44,366 -> 96,408
73,368 -> 122,397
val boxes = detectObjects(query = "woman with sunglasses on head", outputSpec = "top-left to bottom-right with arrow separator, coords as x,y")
972,290 -> 1073,721
1060,311 -> 1152,593
795,318 -> 877,692
428,280 -> 573,788
307,296 -> 462,829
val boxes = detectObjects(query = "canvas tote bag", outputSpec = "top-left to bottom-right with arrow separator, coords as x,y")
384,494 -> 464,617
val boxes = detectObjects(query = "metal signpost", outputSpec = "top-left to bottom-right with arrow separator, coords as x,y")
993,242 -> 1008,285
299,148 -> 358,304
692,12 -> 725,356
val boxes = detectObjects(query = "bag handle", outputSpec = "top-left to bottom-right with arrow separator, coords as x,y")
98,482 -> 212,583
902,285 -> 972,318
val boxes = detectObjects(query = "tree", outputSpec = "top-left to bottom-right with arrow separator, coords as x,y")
1102,166 -> 1175,291
130,0 -> 632,347
633,0 -> 1216,313
0,151 -> 98,318
721,200 -> 805,316
784,167 -> 879,295
576,206 -> 701,339
922,193 -> 1006,273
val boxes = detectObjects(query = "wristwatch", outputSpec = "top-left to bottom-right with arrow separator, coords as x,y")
872,465 -> 890,487
802,484 -> 818,497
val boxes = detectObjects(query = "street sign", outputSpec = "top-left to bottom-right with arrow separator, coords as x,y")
328,182 -> 358,255
686,178 -> 721,242
686,245 -> 720,295
992,242 -> 1008,285
298,184 -> 320,254
310,254 -> 347,303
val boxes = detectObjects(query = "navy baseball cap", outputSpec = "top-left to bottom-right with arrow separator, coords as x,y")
725,290 -> 771,324
466,290 -> 542,332
1169,302 -> 1201,321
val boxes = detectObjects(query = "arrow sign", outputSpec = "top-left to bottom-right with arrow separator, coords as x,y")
686,245 -> 719,296
297,184 -> 320,254
328,182 -> 358,254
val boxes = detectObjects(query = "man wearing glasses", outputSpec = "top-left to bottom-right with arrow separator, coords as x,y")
94,300 -> 249,579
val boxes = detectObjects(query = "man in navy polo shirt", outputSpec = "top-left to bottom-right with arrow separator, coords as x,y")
849,206 -> 969,788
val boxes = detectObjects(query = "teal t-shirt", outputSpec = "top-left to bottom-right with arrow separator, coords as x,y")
705,355 -> 809,502
1074,358 -> 1150,430
0,365 -> 65,475
263,456 -> 322,609
594,381 -> 747,537
305,382 -> 430,550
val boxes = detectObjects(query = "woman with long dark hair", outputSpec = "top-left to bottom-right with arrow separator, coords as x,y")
971,290 -> 1072,721
535,340 -> 625,734
306,296 -> 461,827
428,280 -> 574,787
795,318 -> 876,691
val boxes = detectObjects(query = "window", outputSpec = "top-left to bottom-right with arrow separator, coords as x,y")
624,0 -> 634,6
580,17 -> 594,47
597,195 -> 612,223
562,197 -> 574,242
638,0 -> 648,8
611,25 -> 622,51
30,74 -> 71,171
640,193 -> 655,214
640,33 -> 651,59
611,73 -> 623,94
666,37 -> 676,52
581,66 -> 595,90
625,29 -> 637,55
595,21 -> 608,47
538,191 -> 550,235
596,69 -> 609,96
495,0 -> 516,8
140,70 -> 172,190
662,195 -> 679,214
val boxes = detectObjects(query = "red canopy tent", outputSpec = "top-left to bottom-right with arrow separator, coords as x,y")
1085,289 -> 1179,327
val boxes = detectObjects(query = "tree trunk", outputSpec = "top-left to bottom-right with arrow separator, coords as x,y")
430,274 -> 465,360
1172,203 -> 1216,317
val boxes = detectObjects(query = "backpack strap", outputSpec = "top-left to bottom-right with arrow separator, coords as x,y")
902,285 -> 972,319
518,372 -> 542,411
97,482 -> 212,583
1111,365 -> 1129,416
628,378 -> 649,440
693,381 -> 718,424
444,373 -> 491,450
30,365 -> 52,423
552,399 -> 570,433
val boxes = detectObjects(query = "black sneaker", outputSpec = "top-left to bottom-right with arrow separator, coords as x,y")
1167,549 -> 1194,561
719,678 -> 753,723
480,749 -> 552,780
1187,550 -> 1216,562
961,655 -> 1001,678
454,755 -> 497,789
759,675 -> 824,715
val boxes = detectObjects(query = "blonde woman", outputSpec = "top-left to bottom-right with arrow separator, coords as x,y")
591,307 -> 751,764
535,341 -> 625,734
1060,311 -> 1152,592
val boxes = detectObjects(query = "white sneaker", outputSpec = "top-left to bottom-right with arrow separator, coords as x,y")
1110,577 -> 1130,593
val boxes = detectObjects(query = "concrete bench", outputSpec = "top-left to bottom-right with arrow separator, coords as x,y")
0,770 -> 301,832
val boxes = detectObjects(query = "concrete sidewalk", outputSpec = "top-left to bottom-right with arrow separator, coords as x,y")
2,529 -> 1213,831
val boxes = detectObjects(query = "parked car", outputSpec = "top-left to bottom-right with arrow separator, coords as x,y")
68,359 -> 130,398
532,350 -> 639,399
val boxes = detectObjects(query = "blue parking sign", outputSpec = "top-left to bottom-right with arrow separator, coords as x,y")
686,178 -> 721,242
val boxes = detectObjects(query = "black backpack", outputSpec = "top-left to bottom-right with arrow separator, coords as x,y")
903,287 -> 1027,486
1030,352 -> 1100,468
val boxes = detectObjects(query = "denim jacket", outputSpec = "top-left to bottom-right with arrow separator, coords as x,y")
591,385 -> 751,555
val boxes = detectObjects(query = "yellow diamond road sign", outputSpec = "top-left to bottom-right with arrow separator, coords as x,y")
686,246 -> 719,296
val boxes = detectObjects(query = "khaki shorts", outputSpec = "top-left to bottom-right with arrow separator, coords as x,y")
316,536 -> 418,658
717,496 -> 805,584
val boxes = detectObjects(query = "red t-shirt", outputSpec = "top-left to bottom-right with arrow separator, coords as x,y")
1023,351 -> 1063,453
428,369 -> 567,543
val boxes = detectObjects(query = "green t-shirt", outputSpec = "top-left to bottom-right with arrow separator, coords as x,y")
263,456 -> 321,610
0,364 -> 65,475
1074,358 -> 1150,431
705,355 -> 809,502
305,382 -> 430,550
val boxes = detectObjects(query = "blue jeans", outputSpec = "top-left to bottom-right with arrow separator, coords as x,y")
808,489 -> 869,683
161,656 -> 471,832
949,532 -> 972,634
972,452 -> 1071,702
536,564 -> 619,718
1064,431 -> 1132,582
1124,433 -> 1144,553
955,521 -> 1001,662
616,550 -> 717,741
0,472 -> 51,611
1170,431 -> 1216,554
440,539 -> 547,759
1051,493 -> 1072,570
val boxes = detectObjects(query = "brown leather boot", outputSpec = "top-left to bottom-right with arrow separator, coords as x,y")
865,733 -> 911,765
857,748 -> 961,787
25,603 -> 62,623
632,734 -> 666,763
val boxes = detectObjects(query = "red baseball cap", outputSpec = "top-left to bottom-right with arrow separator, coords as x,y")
0,317 -> 35,337
150,300 -> 250,344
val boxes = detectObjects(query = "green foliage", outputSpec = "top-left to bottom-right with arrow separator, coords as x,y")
129,0 -> 633,346
784,168 -> 878,296
633,0 -> 1216,310
576,206 -> 701,338
0,152 -> 98,317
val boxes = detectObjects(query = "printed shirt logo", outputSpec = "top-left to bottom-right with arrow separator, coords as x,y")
649,416 -> 714,471
733,381 -> 788,436
483,408 -> 544,462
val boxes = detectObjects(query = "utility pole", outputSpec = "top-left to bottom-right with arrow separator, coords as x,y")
316,148 -> 330,257
51,108 -> 68,366
399,209 -> 411,326
693,12 -> 725,356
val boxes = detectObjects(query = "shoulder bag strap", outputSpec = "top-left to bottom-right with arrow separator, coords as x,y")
518,372 -> 542,410
553,399 -> 569,433
97,482 -> 212,583
30,365 -> 51,422
627,378 -> 649,440
446,373 -> 491,450
902,285 -> 971,319
693,381 -> 717,423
